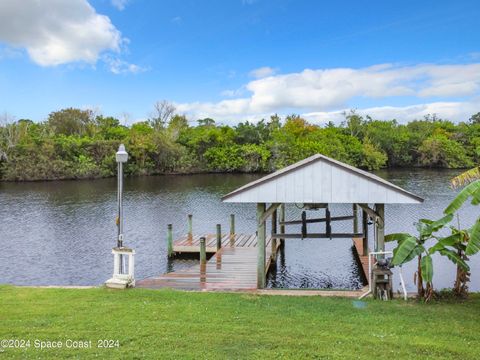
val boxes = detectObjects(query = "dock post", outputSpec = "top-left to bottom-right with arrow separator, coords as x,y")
301,211 -> 307,238
216,224 -> 222,251
230,214 -> 235,235
187,214 -> 193,238
167,224 -> 173,258
362,209 -> 368,256
280,204 -> 285,247
200,236 -> 207,282
376,204 -> 385,258
257,203 -> 266,289
326,208 -> 332,238
353,204 -> 358,234
200,236 -> 206,263
271,209 -> 278,260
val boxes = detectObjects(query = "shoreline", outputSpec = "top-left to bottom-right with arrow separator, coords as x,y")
0,166 -> 466,183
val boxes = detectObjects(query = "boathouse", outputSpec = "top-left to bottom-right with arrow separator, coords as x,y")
137,153 -> 423,295
222,154 -> 423,289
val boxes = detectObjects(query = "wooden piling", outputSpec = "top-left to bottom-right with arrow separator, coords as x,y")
200,236 -> 206,263
216,224 -> 222,250
167,224 -> 173,258
280,204 -> 285,246
257,203 -> 266,289
230,214 -> 235,235
271,209 -> 278,260
376,203 -> 385,257
301,211 -> 307,238
362,209 -> 368,256
326,208 -> 332,238
187,214 -> 193,238
353,204 -> 358,233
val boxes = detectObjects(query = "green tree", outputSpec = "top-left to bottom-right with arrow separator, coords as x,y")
363,120 -> 413,166
47,108 -> 93,136
360,138 -> 388,170
149,100 -> 175,130
197,118 -> 216,127
167,114 -> 189,141
344,110 -> 364,138
418,133 -> 473,168
469,112 -> 480,124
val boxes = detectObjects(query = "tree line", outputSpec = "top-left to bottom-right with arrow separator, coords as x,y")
0,104 -> 479,181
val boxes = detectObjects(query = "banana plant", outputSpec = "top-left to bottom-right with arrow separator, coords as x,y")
441,180 -> 480,296
444,180 -> 480,216
444,180 -> 480,257
431,227 -> 472,297
451,167 -> 480,189
386,180 -> 480,301
385,214 -> 453,301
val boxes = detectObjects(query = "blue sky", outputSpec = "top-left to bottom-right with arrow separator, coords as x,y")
0,0 -> 479,124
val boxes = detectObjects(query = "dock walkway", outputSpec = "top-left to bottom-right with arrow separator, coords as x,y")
172,233 -> 270,254
137,234 -> 278,291
137,234 -> 370,295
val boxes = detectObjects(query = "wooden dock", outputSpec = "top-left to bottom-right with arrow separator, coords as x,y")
137,234 -> 371,297
137,234 -> 279,291
352,237 -> 372,285
172,233 -> 269,254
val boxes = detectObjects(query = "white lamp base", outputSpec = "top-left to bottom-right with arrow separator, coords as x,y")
106,247 -> 136,289
105,275 -> 135,289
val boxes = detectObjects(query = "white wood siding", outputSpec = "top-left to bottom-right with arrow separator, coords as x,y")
223,158 -> 421,204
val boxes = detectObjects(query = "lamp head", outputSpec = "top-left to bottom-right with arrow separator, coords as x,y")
116,144 -> 129,163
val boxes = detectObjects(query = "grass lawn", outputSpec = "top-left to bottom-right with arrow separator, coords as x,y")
0,286 -> 479,359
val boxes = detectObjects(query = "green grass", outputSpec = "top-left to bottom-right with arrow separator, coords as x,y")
1,286 -> 479,359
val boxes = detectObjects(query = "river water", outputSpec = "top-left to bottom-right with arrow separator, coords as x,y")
0,169 -> 478,291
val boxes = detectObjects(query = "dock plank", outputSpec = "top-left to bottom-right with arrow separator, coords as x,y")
352,237 -> 373,285
140,232 -> 365,296
138,232 -> 282,291
138,247 -> 260,291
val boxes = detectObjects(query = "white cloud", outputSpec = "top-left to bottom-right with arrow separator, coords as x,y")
0,0 -> 123,66
171,16 -> 182,24
104,56 -> 148,74
178,100 -> 478,126
303,100 -> 480,125
177,99 -> 251,120
249,66 -> 277,79
176,63 -> 480,123
221,87 -> 246,97
111,0 -> 129,11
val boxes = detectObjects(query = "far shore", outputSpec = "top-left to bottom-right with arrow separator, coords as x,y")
0,166 -> 467,183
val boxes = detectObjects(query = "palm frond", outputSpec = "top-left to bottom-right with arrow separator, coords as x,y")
444,180 -> 480,215
451,167 -> 480,189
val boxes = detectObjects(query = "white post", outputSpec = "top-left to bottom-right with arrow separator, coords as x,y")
116,145 -> 128,271
106,144 -> 134,289
129,253 -> 135,279
113,252 -> 119,276
106,248 -> 136,289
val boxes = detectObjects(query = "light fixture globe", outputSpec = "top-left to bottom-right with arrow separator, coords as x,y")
116,144 -> 128,163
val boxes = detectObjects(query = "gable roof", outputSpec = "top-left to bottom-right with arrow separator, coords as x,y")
222,154 -> 423,204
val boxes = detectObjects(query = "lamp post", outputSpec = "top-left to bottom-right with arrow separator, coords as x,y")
106,143 -> 135,289
116,144 -> 128,272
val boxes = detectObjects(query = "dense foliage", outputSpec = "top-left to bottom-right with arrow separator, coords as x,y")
0,107 -> 479,181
